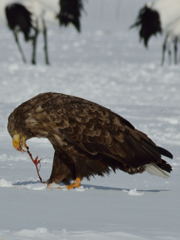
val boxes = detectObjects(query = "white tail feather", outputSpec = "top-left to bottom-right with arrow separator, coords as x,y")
145,164 -> 170,178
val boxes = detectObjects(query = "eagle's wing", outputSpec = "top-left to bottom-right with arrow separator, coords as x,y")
34,95 -> 172,168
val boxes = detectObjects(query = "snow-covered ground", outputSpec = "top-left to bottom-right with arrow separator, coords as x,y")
0,0 -> 179,239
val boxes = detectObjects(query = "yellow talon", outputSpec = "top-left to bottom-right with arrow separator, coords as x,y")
66,178 -> 81,190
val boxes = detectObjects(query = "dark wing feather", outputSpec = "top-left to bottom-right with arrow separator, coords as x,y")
156,146 -> 173,159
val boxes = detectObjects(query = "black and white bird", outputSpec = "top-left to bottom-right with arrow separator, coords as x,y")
5,0 -> 84,65
131,0 -> 180,64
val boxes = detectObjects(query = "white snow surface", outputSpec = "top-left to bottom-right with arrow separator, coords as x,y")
0,0 -> 179,239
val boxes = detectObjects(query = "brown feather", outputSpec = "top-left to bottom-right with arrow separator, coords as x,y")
7,92 -> 173,183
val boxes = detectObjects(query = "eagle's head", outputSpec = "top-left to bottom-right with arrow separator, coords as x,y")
7,111 -> 31,152
11,132 -> 27,152
7,99 -> 50,152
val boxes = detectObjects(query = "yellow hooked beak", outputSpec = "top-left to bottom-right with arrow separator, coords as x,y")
12,134 -> 27,152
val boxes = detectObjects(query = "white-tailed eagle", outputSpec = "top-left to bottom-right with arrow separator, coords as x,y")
8,92 -> 173,189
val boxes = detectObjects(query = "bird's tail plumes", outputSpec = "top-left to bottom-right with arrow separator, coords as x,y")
130,5 -> 162,47
57,0 -> 84,32
145,163 -> 171,178
145,145 -> 173,178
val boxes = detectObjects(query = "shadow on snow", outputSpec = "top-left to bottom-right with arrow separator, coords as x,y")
10,180 -> 170,193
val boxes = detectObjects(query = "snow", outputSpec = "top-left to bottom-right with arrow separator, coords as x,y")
0,178 -> 12,187
0,0 -> 179,239
0,228 -> 150,240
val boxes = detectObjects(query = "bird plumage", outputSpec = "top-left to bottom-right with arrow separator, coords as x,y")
131,0 -> 180,46
131,0 -> 180,63
8,92 -> 173,187
131,5 -> 162,47
5,3 -> 33,41
57,0 -> 83,32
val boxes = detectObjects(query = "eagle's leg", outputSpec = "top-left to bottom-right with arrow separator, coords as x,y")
47,150 -> 71,185
48,143 -> 83,189
66,177 -> 81,190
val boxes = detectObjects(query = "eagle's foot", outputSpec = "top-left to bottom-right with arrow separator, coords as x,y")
66,177 -> 81,190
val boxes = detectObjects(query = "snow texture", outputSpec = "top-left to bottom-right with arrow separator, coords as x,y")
0,0 -> 179,239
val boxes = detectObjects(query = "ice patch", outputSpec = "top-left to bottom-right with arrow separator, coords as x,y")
15,228 -> 48,238
0,153 -> 27,162
95,30 -> 105,36
128,189 -> 144,196
0,178 -> 12,187
8,64 -> 19,73
157,117 -> 179,125
75,186 -> 86,192
22,184 -> 47,191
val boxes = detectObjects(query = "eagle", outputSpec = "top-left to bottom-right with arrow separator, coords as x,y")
8,92 -> 173,189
